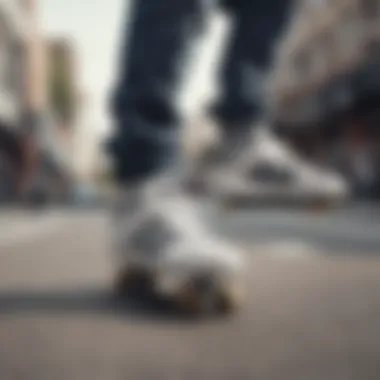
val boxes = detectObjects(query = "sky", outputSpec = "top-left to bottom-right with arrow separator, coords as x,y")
40,0 -> 228,135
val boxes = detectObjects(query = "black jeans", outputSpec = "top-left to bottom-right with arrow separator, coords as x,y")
111,0 -> 292,181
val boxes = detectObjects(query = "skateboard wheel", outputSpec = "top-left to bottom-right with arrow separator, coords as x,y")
114,267 -> 154,297
176,276 -> 242,317
218,281 -> 244,314
176,285 -> 200,315
177,277 -> 218,316
309,198 -> 335,214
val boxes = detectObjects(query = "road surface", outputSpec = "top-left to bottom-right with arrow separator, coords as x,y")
0,208 -> 380,380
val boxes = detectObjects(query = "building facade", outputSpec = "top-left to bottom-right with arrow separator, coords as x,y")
0,0 -> 76,203
270,0 -> 380,126
0,0 -> 28,129
268,0 -> 380,199
0,0 -> 30,201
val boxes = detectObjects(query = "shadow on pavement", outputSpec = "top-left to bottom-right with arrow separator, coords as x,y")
0,286 -> 205,324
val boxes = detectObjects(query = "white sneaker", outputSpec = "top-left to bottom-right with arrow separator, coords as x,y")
187,122 -> 350,208
211,128 -> 350,207
112,177 -> 245,316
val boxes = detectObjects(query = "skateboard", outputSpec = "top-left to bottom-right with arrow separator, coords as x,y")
114,259 -> 244,317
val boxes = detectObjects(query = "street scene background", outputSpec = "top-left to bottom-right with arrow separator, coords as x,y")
1,1 -> 380,379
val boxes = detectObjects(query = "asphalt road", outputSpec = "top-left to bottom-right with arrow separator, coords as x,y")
0,208 -> 380,380
210,203 -> 380,255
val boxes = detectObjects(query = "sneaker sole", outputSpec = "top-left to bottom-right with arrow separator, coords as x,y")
114,265 -> 244,317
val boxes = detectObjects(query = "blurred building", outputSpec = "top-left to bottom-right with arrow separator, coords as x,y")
270,0 -> 380,198
0,0 -> 26,126
21,0 -> 47,121
0,0 -> 82,204
0,0 -> 29,201
28,35 -> 84,204
42,38 -> 79,168
0,0 -> 58,203
271,0 -> 380,126
46,39 -> 78,136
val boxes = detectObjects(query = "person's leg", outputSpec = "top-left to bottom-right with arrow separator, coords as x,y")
188,0 -> 349,204
110,0 -> 245,312
185,0 -> 293,192
110,0 -> 209,183
213,0 -> 293,132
